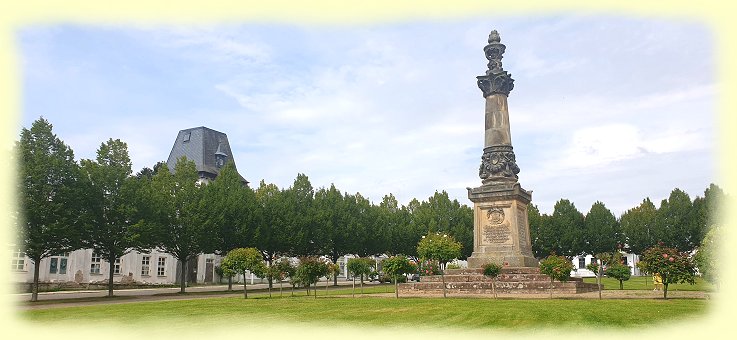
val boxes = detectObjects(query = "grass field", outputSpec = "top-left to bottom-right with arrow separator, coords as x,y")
582,276 -> 713,291
22,293 -> 709,330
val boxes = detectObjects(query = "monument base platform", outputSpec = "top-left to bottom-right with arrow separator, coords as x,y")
467,253 -> 538,268
398,267 -> 598,295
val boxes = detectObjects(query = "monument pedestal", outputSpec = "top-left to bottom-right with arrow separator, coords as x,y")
466,182 -> 538,268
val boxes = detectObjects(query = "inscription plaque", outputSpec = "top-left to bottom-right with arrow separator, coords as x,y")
483,223 -> 511,244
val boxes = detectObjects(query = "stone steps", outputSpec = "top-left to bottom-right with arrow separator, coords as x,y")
398,267 -> 598,295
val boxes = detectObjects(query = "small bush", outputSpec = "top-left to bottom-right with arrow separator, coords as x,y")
482,262 -> 502,278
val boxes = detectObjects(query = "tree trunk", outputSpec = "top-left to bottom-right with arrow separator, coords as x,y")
550,278 -> 554,299
31,257 -> 41,302
280,280 -> 283,297
108,256 -> 115,297
492,278 -> 496,299
663,283 -> 668,299
619,280 -> 623,290
394,275 -> 399,299
314,282 -> 318,299
180,258 -> 187,293
243,270 -> 248,299
441,271 -> 447,298
325,277 -> 329,296
352,277 -> 356,297
597,262 -> 602,300
228,276 -> 233,291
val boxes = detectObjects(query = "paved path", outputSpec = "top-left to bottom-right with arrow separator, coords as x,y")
16,279 -> 375,310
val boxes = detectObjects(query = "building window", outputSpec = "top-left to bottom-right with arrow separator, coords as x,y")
49,253 -> 70,274
183,132 -> 191,142
90,252 -> 101,274
11,248 -> 25,271
114,258 -> 121,275
578,257 -> 586,269
157,257 -> 166,276
141,256 -> 150,276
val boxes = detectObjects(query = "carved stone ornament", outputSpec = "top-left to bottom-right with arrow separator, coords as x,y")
477,72 -> 514,97
479,145 -> 520,181
486,207 -> 505,225
477,30 -> 514,97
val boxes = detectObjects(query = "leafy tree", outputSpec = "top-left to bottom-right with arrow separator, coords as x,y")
620,198 -> 658,255
254,180 -> 287,273
16,118 -> 85,302
324,262 -> 340,295
656,189 -> 698,251
273,257 -> 296,297
294,256 -> 328,298
582,201 -> 621,256
137,158 -> 208,293
381,256 -> 417,299
416,232 -> 462,298
539,254 -> 574,298
482,262 -> 502,299
283,174 -> 316,256
691,183 -> 724,248
605,261 -> 632,290
637,243 -> 697,299
528,204 -> 553,258
694,226 -> 721,289
201,162 -> 256,290
80,138 -> 139,297
220,247 -> 266,298
314,185 -> 355,285
347,257 -> 372,297
551,199 -> 585,257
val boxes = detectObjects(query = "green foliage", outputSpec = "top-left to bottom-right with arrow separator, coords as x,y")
655,189 -> 699,252
79,138 -> 138,296
254,180 -> 287,264
347,258 -> 372,279
417,259 -> 441,276
16,118 -> 85,301
551,200 -> 585,257
294,257 -> 328,288
273,258 -> 296,281
586,261 -> 599,274
136,158 -> 209,293
200,162 -> 255,256
416,233 -> 462,265
220,247 -> 266,278
381,256 -> 417,277
539,254 -> 574,283
528,204 -> 552,258
695,227 -> 720,285
445,263 -> 461,270
605,262 -> 632,290
482,262 -> 502,278
382,255 -> 416,296
582,201 -> 621,255
220,247 -> 266,298
620,198 -> 658,254
637,244 -> 697,299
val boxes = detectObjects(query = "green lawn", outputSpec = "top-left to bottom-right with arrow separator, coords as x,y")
582,276 -> 713,291
22,294 -> 709,330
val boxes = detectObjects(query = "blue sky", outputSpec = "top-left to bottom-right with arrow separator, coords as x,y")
16,15 -> 717,216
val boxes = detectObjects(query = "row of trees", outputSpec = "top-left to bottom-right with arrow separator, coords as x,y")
528,184 -> 723,259
15,118 -> 474,301
16,117 -> 723,301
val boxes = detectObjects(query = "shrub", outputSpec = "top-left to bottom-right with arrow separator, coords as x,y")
605,262 -> 632,290
539,254 -> 574,298
637,243 -> 696,299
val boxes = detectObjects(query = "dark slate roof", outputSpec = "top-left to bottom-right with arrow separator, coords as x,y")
166,126 -> 247,184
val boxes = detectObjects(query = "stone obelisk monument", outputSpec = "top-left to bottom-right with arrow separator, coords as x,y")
466,30 -> 537,268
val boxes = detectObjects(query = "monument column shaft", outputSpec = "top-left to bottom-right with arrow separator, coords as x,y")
484,94 -> 512,147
